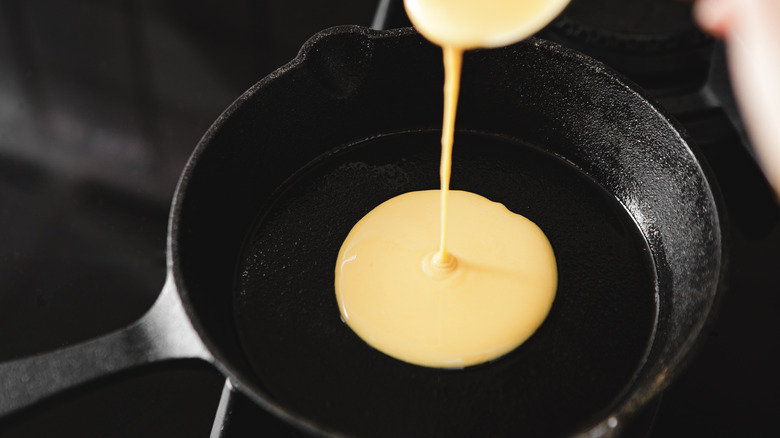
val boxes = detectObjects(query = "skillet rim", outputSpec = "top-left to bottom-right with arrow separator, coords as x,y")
166,24 -> 726,437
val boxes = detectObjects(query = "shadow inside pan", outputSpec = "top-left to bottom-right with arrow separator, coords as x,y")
233,129 -> 657,437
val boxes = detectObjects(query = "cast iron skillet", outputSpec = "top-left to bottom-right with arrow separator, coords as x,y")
0,26 -> 724,437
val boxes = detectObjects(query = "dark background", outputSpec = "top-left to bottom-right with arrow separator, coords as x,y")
0,0 -> 778,436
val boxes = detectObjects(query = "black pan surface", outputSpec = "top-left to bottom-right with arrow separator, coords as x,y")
234,129 -> 656,437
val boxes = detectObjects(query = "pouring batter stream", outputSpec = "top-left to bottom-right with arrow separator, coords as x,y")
335,0 -> 569,368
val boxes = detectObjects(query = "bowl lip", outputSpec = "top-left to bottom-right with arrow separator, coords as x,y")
166,24 -> 726,437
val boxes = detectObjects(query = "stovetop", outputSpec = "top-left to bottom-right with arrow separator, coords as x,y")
1,0 -> 778,436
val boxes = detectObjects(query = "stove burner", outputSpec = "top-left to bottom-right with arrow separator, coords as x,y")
542,0 -> 714,95
554,0 -> 709,51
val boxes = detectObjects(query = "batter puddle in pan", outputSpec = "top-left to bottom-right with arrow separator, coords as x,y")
233,129 -> 657,437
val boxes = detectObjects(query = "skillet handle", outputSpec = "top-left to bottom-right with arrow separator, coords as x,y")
0,274 -> 211,418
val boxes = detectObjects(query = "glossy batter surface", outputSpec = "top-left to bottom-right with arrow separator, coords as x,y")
336,190 -> 556,368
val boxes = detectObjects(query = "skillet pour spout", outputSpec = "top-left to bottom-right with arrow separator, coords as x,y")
0,25 -> 724,437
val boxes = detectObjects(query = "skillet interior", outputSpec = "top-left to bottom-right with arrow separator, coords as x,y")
171,26 -> 721,436
235,128 -> 656,437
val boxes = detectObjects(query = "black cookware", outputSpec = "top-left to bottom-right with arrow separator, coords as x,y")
0,26 -> 724,437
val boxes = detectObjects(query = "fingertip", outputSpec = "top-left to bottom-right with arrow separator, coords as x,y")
693,0 -> 734,38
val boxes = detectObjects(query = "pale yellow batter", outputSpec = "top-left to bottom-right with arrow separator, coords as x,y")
336,190 -> 557,368
404,0 -> 571,49
334,0 -> 569,368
